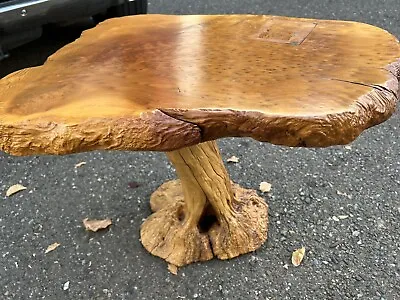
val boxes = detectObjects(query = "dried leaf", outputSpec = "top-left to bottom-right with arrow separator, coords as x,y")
6,184 -> 27,197
128,181 -> 141,189
168,263 -> 178,275
291,246 -> 306,267
337,190 -> 352,199
227,156 -> 239,163
83,218 -> 112,232
74,161 -> 86,168
336,190 -> 349,197
259,181 -> 272,193
45,242 -> 60,254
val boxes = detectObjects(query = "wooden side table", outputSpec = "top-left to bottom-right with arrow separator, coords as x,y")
0,15 -> 398,267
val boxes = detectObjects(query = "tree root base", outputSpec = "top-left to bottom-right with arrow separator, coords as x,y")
140,180 -> 268,267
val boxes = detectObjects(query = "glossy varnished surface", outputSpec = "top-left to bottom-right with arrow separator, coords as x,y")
0,15 -> 399,154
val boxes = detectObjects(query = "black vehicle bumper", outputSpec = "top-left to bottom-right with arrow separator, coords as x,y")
0,0 -> 124,33
0,0 -> 133,59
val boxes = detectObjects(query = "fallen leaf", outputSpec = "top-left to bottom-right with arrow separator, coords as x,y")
128,181 -> 141,189
336,190 -> 352,199
291,246 -> 306,267
227,156 -> 239,163
6,184 -> 27,197
168,263 -> 178,275
259,181 -> 272,193
74,161 -> 86,168
336,190 -> 349,197
45,242 -> 61,254
83,218 -> 112,232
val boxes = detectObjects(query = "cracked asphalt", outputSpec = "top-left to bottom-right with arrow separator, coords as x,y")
1,1 -> 399,299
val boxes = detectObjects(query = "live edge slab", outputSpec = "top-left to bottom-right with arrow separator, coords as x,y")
0,15 -> 399,267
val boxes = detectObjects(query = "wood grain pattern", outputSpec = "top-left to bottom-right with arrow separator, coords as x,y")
141,141 -> 268,266
0,15 -> 399,155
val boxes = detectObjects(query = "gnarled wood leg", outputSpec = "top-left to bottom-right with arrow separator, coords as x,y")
140,141 -> 268,266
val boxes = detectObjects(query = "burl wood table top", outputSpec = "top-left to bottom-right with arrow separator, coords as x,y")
0,15 -> 399,155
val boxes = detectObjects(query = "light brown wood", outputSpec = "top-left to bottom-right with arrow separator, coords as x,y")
0,14 -> 399,267
0,15 -> 399,155
140,141 -> 268,266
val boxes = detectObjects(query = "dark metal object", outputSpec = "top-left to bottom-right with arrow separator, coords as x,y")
0,0 -> 147,59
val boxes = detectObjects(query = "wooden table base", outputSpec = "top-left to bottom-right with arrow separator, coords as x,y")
140,141 -> 268,266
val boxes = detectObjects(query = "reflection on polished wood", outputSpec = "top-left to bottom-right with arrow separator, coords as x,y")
0,15 -> 399,155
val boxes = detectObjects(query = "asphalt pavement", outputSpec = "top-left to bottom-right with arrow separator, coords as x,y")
1,1 -> 399,299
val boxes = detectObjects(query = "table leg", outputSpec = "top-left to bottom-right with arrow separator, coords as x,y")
140,140 -> 268,266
